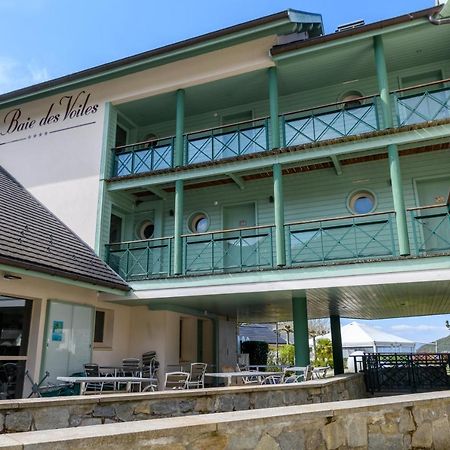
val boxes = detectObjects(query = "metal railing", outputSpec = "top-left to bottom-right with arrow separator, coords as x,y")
353,353 -> 450,394
106,236 -> 173,280
394,78 -> 450,127
285,211 -> 397,265
409,204 -> 450,255
112,136 -> 175,177
185,117 -> 269,165
183,224 -> 275,274
281,94 -> 380,147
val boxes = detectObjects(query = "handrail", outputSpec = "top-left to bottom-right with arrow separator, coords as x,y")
285,210 -> 395,227
113,135 -> 175,152
392,77 -> 450,95
185,116 -> 268,137
181,223 -> 274,239
107,235 -> 174,246
407,203 -> 448,212
185,232 -> 270,245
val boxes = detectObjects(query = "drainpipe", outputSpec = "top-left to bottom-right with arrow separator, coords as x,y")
429,1 -> 450,24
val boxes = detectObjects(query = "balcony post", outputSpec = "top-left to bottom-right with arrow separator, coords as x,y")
174,179 -> 184,275
292,296 -> 310,367
174,89 -> 185,167
273,163 -> 286,267
330,315 -> 344,375
268,67 -> 280,149
373,35 -> 410,255
173,89 -> 185,274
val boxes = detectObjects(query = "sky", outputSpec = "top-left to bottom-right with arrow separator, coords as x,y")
1,0 -> 448,346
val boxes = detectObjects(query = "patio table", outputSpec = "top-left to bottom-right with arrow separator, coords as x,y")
205,371 -> 279,387
57,376 -> 157,395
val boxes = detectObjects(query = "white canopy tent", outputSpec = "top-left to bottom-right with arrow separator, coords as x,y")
312,321 -> 416,358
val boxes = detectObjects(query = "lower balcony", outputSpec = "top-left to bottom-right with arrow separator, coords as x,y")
106,205 -> 450,282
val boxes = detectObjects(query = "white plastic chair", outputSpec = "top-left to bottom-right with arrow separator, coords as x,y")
186,363 -> 207,389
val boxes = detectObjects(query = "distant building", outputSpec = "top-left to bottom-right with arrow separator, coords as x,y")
239,324 -> 287,345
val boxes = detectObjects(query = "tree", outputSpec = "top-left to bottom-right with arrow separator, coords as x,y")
309,319 -> 330,357
279,322 -> 294,345
314,338 -> 333,368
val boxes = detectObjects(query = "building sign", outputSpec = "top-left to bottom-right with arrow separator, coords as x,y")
0,90 -> 99,146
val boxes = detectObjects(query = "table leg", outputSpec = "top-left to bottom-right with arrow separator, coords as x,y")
126,382 -> 131,393
228,377 -> 232,387
80,381 -> 86,395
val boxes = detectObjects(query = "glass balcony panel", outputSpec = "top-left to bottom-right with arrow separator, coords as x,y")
396,87 -> 450,126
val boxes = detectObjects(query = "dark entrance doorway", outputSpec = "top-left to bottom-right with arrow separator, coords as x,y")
0,296 -> 32,399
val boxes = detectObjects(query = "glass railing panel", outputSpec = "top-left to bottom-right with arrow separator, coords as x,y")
283,103 -> 379,147
285,211 -> 396,266
395,87 -> 450,126
186,119 -> 269,165
183,225 -> 274,274
112,137 -> 174,177
106,237 -> 173,280
409,205 -> 450,255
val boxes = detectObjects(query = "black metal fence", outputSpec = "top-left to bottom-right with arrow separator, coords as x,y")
351,353 -> 450,394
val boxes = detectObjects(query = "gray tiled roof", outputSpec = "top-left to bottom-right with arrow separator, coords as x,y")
0,166 -> 129,291
239,324 -> 287,345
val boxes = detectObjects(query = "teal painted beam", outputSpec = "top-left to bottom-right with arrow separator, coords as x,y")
273,163 -> 286,267
147,186 -> 168,201
373,35 -> 393,129
330,315 -> 344,375
330,155 -> 342,176
388,143 -> 410,255
227,173 -> 245,190
197,319 -> 204,362
174,89 -> 185,167
268,67 -> 280,149
107,123 -> 450,192
174,179 -> 184,274
292,296 -> 310,366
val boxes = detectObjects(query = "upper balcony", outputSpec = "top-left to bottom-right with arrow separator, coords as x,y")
110,79 -> 450,180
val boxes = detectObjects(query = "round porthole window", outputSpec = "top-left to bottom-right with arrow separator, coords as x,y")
348,190 -> 377,215
138,220 -> 155,240
189,212 -> 210,234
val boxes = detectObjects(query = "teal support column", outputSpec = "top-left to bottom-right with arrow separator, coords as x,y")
292,296 -> 310,366
174,179 -> 184,274
330,315 -> 344,375
373,35 -> 410,255
273,163 -> 286,267
173,89 -> 185,274
268,67 -> 280,149
174,89 -> 185,167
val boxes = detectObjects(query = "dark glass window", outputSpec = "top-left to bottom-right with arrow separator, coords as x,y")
94,310 -> 105,343
115,125 -> 127,147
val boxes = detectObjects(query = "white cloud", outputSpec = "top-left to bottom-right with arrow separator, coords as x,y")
0,57 -> 49,94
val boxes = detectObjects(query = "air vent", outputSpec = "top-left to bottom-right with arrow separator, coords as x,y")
336,19 -> 365,33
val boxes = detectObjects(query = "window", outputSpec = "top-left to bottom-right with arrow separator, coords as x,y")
138,220 -> 155,240
188,212 -> 210,233
93,309 -> 114,348
115,125 -> 127,148
348,190 -> 377,215
109,214 -> 122,243
340,90 -> 364,108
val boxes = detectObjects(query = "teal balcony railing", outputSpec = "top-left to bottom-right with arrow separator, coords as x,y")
183,225 -> 275,274
409,204 -> 450,255
106,237 -> 173,280
285,211 -> 397,266
394,80 -> 450,127
185,118 -> 269,165
112,136 -> 174,177
282,95 -> 379,147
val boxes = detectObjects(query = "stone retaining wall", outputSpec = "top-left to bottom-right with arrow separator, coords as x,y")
1,390 -> 450,449
0,374 -> 364,433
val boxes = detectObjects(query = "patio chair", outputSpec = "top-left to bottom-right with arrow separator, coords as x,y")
121,358 -> 141,376
235,364 -> 260,385
83,363 -> 104,392
163,371 -> 189,390
312,366 -> 330,379
186,363 -> 207,389
141,352 -> 159,391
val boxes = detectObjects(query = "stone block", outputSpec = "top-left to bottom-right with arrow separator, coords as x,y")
346,414 -> 367,447
277,430 -> 305,450
432,416 -> 450,450
151,400 -> 179,416
133,402 -> 151,415
114,402 -> 134,422
255,433 -> 280,450
189,431 -> 228,450
79,417 -> 103,426
233,394 -> 250,411
179,399 -> 195,414
33,406 -> 70,430
4,410 -> 32,432
399,409 -> 416,433
92,405 -> 116,418
412,421 -> 432,449
322,420 -> 344,450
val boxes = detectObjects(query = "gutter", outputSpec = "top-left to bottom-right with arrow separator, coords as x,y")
429,1 -> 450,24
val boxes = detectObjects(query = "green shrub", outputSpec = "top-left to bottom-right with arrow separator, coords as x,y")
241,341 -> 269,366
314,338 -> 333,368
278,344 -> 295,366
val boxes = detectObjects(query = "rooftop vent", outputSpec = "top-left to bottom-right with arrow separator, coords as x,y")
336,19 -> 365,33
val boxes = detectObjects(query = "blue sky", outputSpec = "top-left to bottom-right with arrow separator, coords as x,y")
1,0 -> 448,346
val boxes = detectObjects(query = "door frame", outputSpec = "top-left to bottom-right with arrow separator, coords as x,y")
40,299 -> 95,380
412,174 -> 450,207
